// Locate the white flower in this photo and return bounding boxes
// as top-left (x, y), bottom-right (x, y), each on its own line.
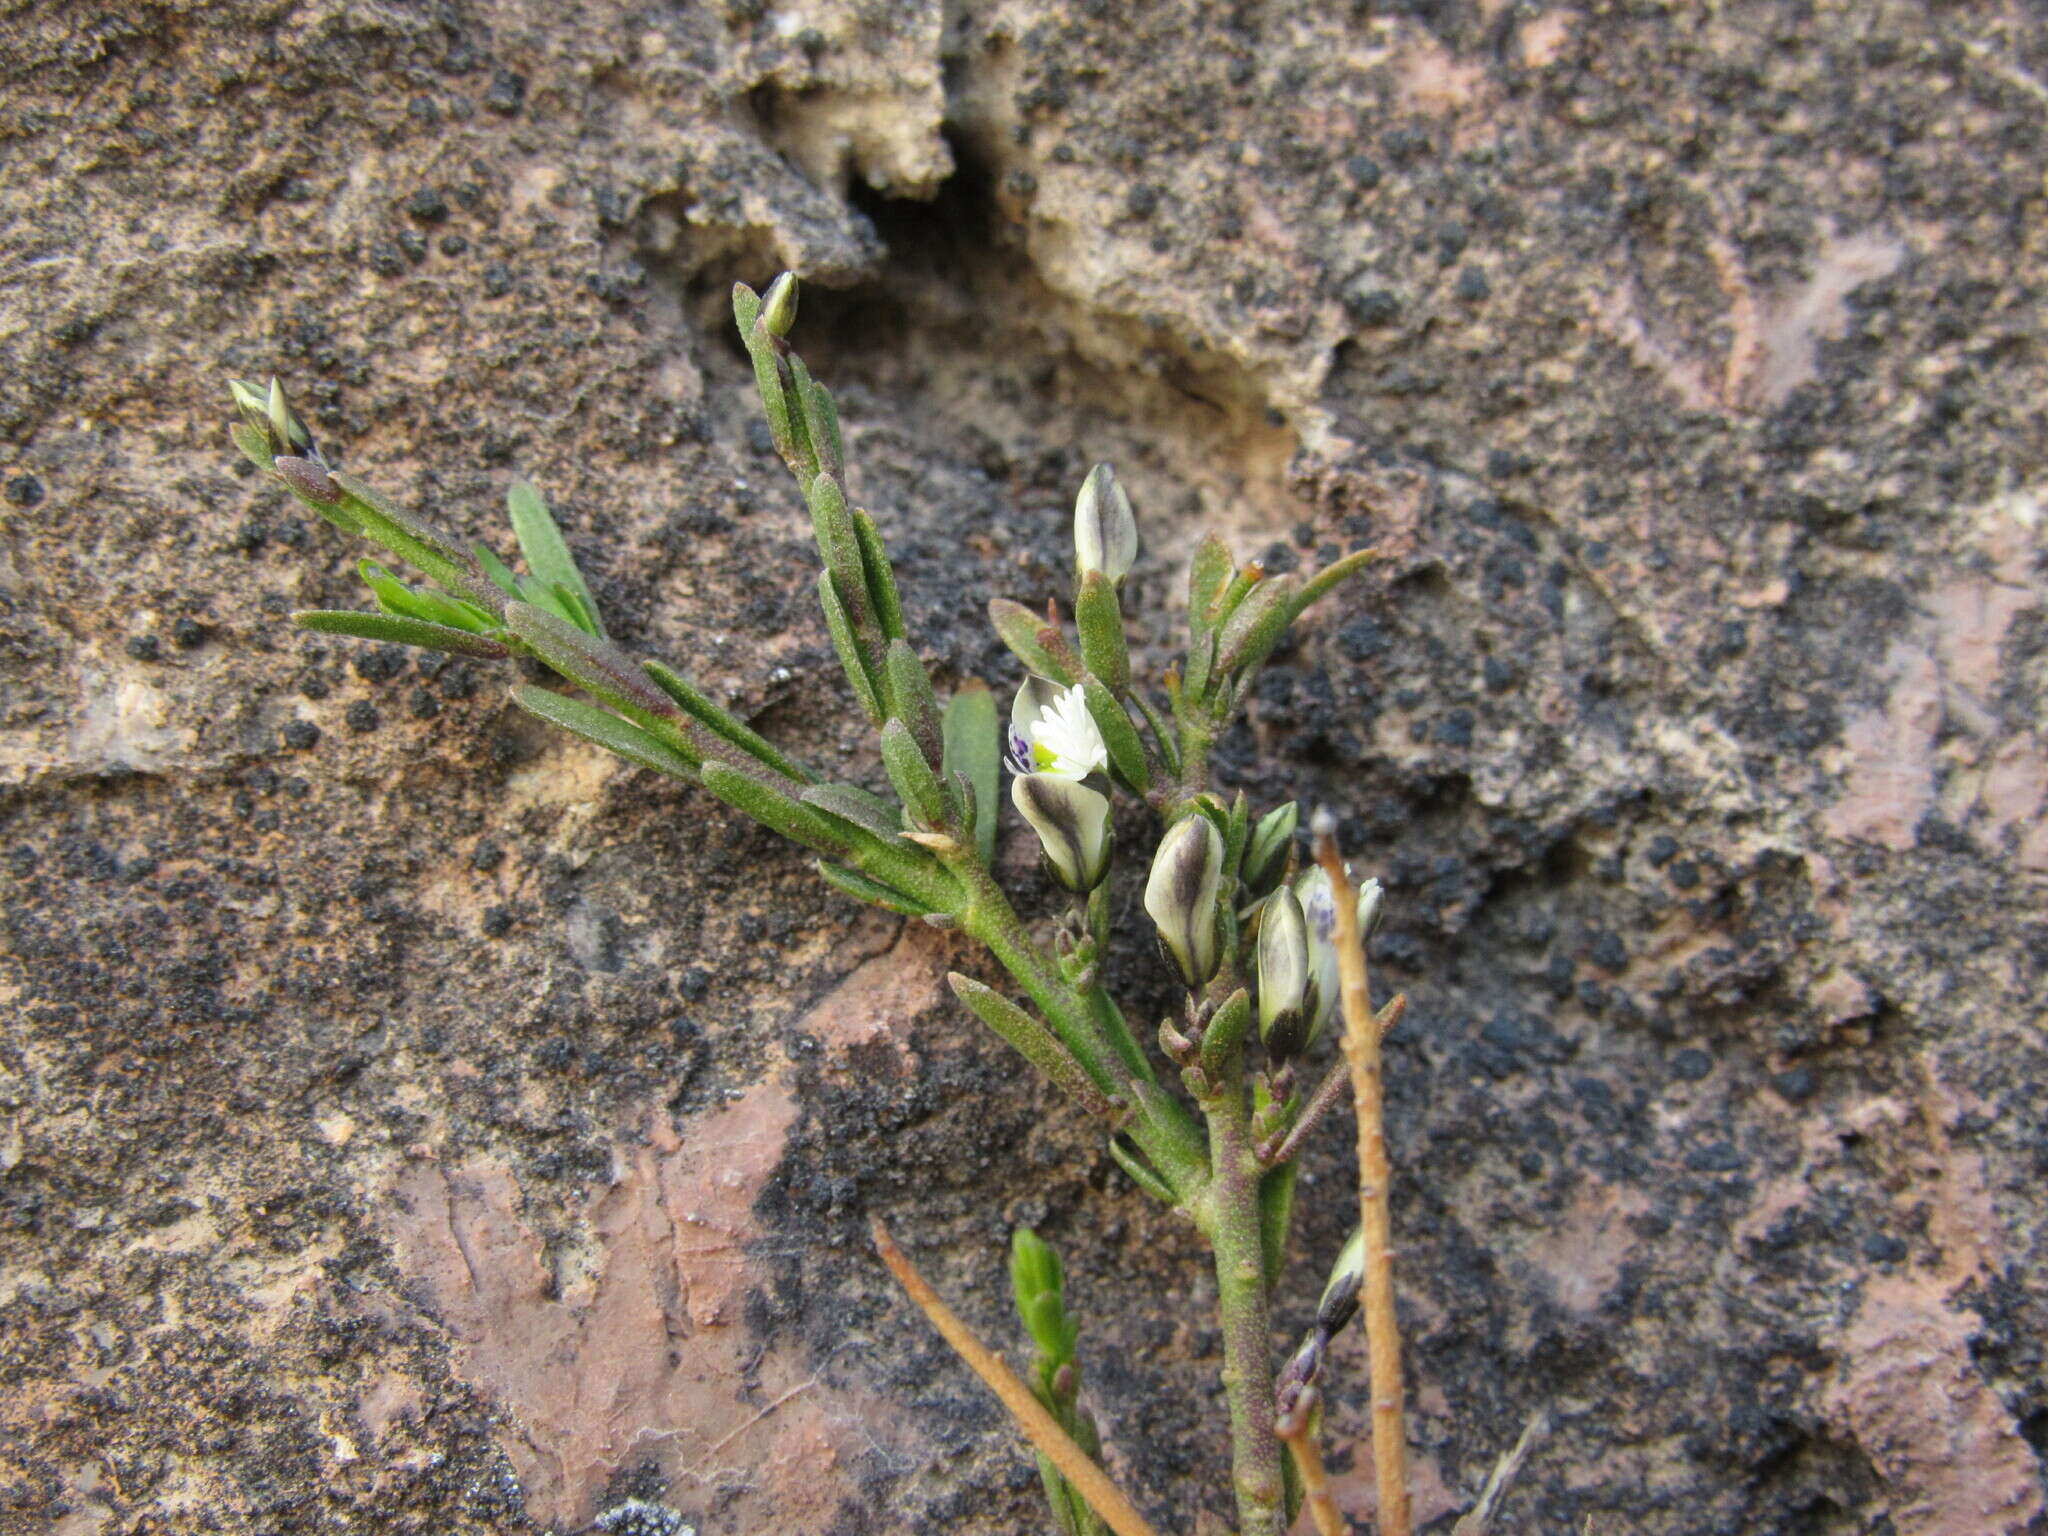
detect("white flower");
top-left (1008, 678), bottom-right (1109, 781)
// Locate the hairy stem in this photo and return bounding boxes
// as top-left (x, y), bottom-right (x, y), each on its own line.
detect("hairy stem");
top-left (1203, 1085), bottom-right (1287, 1536)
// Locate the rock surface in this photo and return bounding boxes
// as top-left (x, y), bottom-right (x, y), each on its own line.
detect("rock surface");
top-left (3, 2), bottom-right (2045, 1533)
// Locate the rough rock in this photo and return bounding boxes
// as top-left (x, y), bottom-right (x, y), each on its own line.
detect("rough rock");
top-left (3, 2), bottom-right (2044, 1533)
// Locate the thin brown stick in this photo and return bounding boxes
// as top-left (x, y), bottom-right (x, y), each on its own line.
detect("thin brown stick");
top-left (1258, 996), bottom-right (1406, 1166)
top-left (1313, 810), bottom-right (1411, 1536)
top-left (1280, 1403), bottom-right (1345, 1536)
top-left (870, 1218), bottom-right (1163, 1536)
top-left (1449, 1408), bottom-right (1550, 1536)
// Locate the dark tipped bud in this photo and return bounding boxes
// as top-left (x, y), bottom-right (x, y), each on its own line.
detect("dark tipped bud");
top-left (1144, 815), bottom-right (1224, 989)
top-left (1012, 773), bottom-right (1114, 893)
top-left (1256, 887), bottom-right (1313, 1061)
top-left (1316, 1226), bottom-right (1365, 1336)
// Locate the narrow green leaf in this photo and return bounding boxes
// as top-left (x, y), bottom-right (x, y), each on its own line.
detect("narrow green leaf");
top-left (771, 342), bottom-right (820, 487)
top-left (1073, 571), bottom-right (1130, 694)
top-left (736, 292), bottom-right (802, 477)
top-left (1125, 1078), bottom-right (1210, 1185)
top-left (1038, 1459), bottom-right (1091, 1536)
top-left (514, 572), bottom-right (580, 630)
top-left (554, 584), bottom-right (602, 638)
top-left (293, 609), bottom-right (510, 658)
top-left (1085, 978), bottom-right (1158, 1088)
top-left (1223, 789), bottom-right (1251, 883)
top-left (1259, 1160), bottom-right (1300, 1293)
top-left (1080, 678), bottom-right (1150, 797)
top-left (359, 560), bottom-right (437, 623)
top-left (819, 571), bottom-right (885, 724)
top-left (806, 474), bottom-right (870, 633)
top-left (802, 370), bottom-right (844, 483)
top-left (1183, 629), bottom-right (1218, 706)
top-left (1107, 1134), bottom-right (1179, 1205)
top-left (1215, 562), bottom-right (1262, 630)
top-left (360, 560), bottom-right (488, 632)
top-left (1286, 546), bottom-right (1379, 626)
top-left (989, 598), bottom-right (1075, 685)
top-left (947, 768), bottom-right (977, 854)
top-left (801, 782), bottom-right (903, 841)
top-left (329, 471), bottom-right (498, 612)
top-left (1187, 533), bottom-right (1233, 639)
top-left (511, 684), bottom-right (698, 781)
top-left (732, 280), bottom-right (762, 334)
top-left (853, 509), bottom-right (907, 643)
top-left (230, 422), bottom-right (277, 474)
top-left (815, 860), bottom-right (936, 917)
top-left (1216, 572), bottom-right (1301, 677)
top-left (949, 973), bottom-right (1118, 1118)
top-left (880, 718), bottom-right (948, 830)
top-left (507, 480), bottom-right (605, 638)
top-left (700, 759), bottom-right (850, 859)
top-left (1127, 688), bottom-right (1182, 778)
top-left (788, 354), bottom-right (842, 482)
top-left (942, 679), bottom-right (1000, 866)
top-left (474, 542), bottom-right (523, 597)
top-left (884, 639), bottom-right (943, 767)
top-left (642, 660), bottom-right (817, 784)
top-left (1198, 988), bottom-right (1253, 1078)
top-left (501, 601), bottom-right (676, 722)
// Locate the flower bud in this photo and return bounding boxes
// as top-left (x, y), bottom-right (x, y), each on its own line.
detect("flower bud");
top-left (1292, 867), bottom-right (1388, 1052)
top-left (1012, 773), bottom-right (1113, 893)
top-left (1145, 815), bottom-right (1224, 989)
top-left (1073, 463), bottom-right (1138, 587)
top-left (1242, 801), bottom-right (1298, 897)
top-left (1293, 866), bottom-right (1342, 1050)
top-left (1357, 876), bottom-right (1385, 941)
top-left (230, 376), bottom-right (318, 460)
top-left (760, 271), bottom-right (799, 336)
top-left (1256, 887), bottom-right (1313, 1061)
top-left (1316, 1226), bottom-right (1365, 1336)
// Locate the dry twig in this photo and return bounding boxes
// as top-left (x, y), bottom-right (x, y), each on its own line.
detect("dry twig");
top-left (1313, 809), bottom-right (1411, 1536)
top-left (1449, 1408), bottom-right (1551, 1536)
top-left (870, 1217), bottom-right (1162, 1536)
top-left (1278, 1390), bottom-right (1346, 1536)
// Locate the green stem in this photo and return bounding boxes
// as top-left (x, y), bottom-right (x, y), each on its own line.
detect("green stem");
top-left (955, 858), bottom-right (1207, 1197)
top-left (1203, 1083), bottom-right (1288, 1536)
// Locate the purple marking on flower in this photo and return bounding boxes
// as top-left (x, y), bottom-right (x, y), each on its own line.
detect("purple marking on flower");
top-left (1006, 726), bottom-right (1035, 777)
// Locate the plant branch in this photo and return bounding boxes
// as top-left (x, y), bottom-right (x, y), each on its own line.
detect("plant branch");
top-left (1203, 1082), bottom-right (1289, 1536)
top-left (1257, 995), bottom-right (1405, 1166)
top-left (1277, 1393), bottom-right (1344, 1536)
top-left (1313, 809), bottom-right (1411, 1536)
top-left (871, 1219), bottom-right (1161, 1536)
